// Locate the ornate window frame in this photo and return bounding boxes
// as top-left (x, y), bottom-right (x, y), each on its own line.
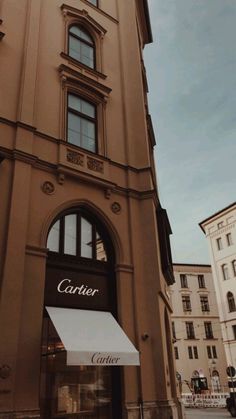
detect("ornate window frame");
top-left (59, 64), bottom-right (111, 155)
top-left (61, 4), bottom-right (106, 76)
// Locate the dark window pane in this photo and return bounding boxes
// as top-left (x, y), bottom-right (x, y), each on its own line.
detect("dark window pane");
top-left (64, 214), bottom-right (77, 255)
top-left (47, 220), bottom-right (60, 252)
top-left (212, 346), bottom-right (217, 359)
top-left (193, 346), bottom-right (198, 359)
top-left (174, 347), bottom-right (179, 359)
top-left (81, 217), bottom-right (93, 258)
top-left (69, 26), bottom-right (93, 43)
top-left (188, 347), bottom-right (193, 359)
top-left (68, 95), bottom-right (95, 118)
top-left (207, 346), bottom-right (212, 359)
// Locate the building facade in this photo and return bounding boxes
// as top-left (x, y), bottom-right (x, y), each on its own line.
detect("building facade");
top-left (0, 1), bottom-right (183, 419)
top-left (200, 203), bottom-right (236, 372)
top-left (171, 264), bottom-right (228, 393)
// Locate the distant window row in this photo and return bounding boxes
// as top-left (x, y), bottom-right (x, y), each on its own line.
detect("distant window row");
top-left (182, 295), bottom-right (210, 313)
top-left (174, 345), bottom-right (217, 360)
top-left (180, 274), bottom-right (206, 289)
top-left (172, 321), bottom-right (215, 340)
top-left (216, 232), bottom-right (233, 250)
top-left (221, 261), bottom-right (236, 280)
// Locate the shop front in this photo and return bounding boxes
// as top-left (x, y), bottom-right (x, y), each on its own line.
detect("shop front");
top-left (40, 208), bottom-right (139, 419)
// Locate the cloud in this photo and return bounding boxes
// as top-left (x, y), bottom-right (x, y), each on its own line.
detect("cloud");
top-left (145, 0), bottom-right (236, 263)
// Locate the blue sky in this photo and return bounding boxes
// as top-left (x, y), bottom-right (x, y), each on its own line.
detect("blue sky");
top-left (144, 0), bottom-right (236, 264)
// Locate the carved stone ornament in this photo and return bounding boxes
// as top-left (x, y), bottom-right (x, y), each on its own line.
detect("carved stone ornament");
top-left (111, 202), bottom-right (121, 214)
top-left (67, 150), bottom-right (84, 166)
top-left (41, 181), bottom-right (55, 195)
top-left (0, 365), bottom-right (11, 379)
top-left (87, 157), bottom-right (104, 173)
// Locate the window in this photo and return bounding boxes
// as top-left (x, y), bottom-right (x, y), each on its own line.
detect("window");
top-left (217, 222), bottom-right (223, 229)
top-left (182, 295), bottom-right (192, 312)
top-left (227, 292), bottom-right (236, 312)
top-left (193, 346), bottom-right (198, 359)
top-left (212, 346), bottom-right (217, 359)
top-left (47, 210), bottom-right (108, 262)
top-left (68, 25), bottom-right (95, 68)
top-left (87, 0), bottom-right (98, 5)
top-left (188, 346), bottom-right (193, 359)
top-left (207, 345), bottom-right (217, 359)
top-left (216, 237), bottom-right (223, 250)
top-left (186, 322), bottom-right (195, 339)
top-left (226, 233), bottom-right (233, 246)
top-left (204, 322), bottom-right (214, 339)
top-left (67, 93), bottom-right (96, 152)
top-left (232, 325), bottom-right (236, 340)
top-left (172, 322), bottom-right (176, 340)
top-left (174, 347), bottom-right (179, 359)
top-left (198, 274), bottom-right (205, 288)
top-left (232, 260), bottom-right (236, 277)
top-left (222, 264), bottom-right (229, 281)
top-left (200, 296), bottom-right (210, 312)
top-left (188, 346), bottom-right (198, 359)
top-left (180, 274), bottom-right (188, 288)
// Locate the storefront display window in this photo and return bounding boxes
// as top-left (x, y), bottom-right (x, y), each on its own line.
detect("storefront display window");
top-left (41, 317), bottom-right (113, 419)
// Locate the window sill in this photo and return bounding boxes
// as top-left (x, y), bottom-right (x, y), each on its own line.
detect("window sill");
top-left (61, 52), bottom-right (107, 80)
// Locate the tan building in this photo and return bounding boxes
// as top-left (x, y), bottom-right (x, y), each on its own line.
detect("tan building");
top-left (0, 1), bottom-right (183, 419)
top-left (200, 203), bottom-right (236, 371)
top-left (171, 264), bottom-right (228, 393)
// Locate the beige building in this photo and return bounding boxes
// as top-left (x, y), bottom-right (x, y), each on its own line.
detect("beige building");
top-left (171, 264), bottom-right (228, 393)
top-left (0, 1), bottom-right (183, 419)
top-left (200, 203), bottom-right (236, 370)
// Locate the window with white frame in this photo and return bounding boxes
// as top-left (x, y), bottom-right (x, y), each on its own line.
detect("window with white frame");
top-left (198, 274), bottom-right (206, 288)
top-left (216, 237), bottom-right (223, 250)
top-left (207, 345), bottom-right (217, 359)
top-left (226, 232), bottom-right (233, 246)
top-left (227, 292), bottom-right (236, 312)
top-left (232, 260), bottom-right (236, 277)
top-left (182, 295), bottom-right (192, 312)
top-left (222, 264), bottom-right (229, 281)
top-left (200, 295), bottom-right (210, 312)
top-left (180, 274), bottom-right (188, 288)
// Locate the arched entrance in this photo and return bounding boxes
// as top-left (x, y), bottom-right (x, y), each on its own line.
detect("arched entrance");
top-left (40, 207), bottom-right (124, 419)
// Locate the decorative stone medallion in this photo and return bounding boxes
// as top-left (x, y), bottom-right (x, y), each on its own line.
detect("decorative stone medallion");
top-left (41, 181), bottom-right (55, 195)
top-left (111, 202), bottom-right (121, 214)
top-left (0, 365), bottom-right (11, 379)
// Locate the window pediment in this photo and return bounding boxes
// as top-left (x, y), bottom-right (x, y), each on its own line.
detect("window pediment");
top-left (61, 4), bottom-right (107, 37)
top-left (59, 64), bottom-right (111, 103)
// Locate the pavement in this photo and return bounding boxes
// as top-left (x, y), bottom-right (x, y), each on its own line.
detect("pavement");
top-left (185, 408), bottom-right (230, 418)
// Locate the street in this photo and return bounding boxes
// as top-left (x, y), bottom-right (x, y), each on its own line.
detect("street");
top-left (185, 408), bottom-right (230, 419)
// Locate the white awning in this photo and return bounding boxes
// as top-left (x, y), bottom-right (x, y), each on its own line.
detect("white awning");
top-left (46, 306), bottom-right (140, 366)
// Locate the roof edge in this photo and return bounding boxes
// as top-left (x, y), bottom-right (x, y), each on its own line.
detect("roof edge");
top-left (199, 201), bottom-right (236, 233)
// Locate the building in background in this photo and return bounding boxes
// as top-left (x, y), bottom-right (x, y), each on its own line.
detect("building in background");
top-left (171, 263), bottom-right (228, 393)
top-left (0, 1), bottom-right (183, 418)
top-left (200, 203), bottom-right (236, 372)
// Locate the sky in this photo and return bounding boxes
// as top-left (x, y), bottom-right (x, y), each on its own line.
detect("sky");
top-left (144, 0), bottom-right (236, 264)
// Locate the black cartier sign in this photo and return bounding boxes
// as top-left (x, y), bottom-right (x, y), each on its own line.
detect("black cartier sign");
top-left (45, 267), bottom-right (110, 310)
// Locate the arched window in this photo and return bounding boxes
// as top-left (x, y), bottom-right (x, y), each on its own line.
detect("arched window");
top-left (232, 260), bottom-right (236, 277)
top-left (222, 264), bottom-right (229, 280)
top-left (227, 292), bottom-right (236, 312)
top-left (68, 25), bottom-right (95, 69)
top-left (47, 210), bottom-right (109, 262)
